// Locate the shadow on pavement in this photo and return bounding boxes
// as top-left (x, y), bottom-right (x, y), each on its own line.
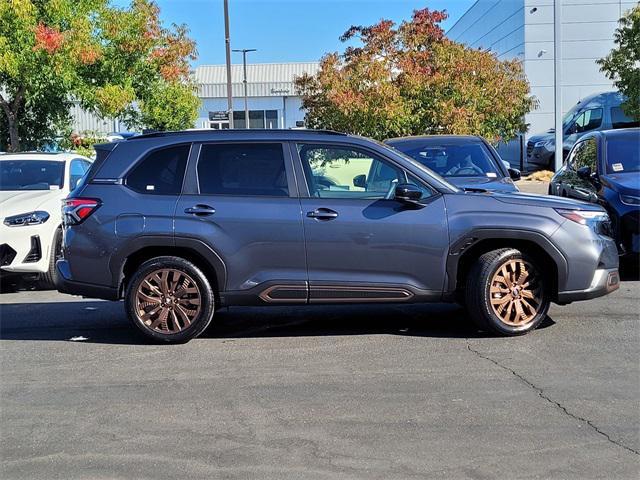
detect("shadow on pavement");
top-left (619, 257), bottom-right (639, 281)
top-left (0, 300), bottom-right (556, 345)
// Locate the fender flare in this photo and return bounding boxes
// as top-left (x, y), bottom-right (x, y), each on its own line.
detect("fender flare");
top-left (110, 235), bottom-right (227, 293)
top-left (445, 228), bottom-right (568, 293)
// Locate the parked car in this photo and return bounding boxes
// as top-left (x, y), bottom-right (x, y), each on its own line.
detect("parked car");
top-left (549, 128), bottom-right (639, 257)
top-left (527, 91), bottom-right (639, 171)
top-left (57, 129), bottom-right (619, 342)
top-left (0, 152), bottom-right (93, 288)
top-left (385, 135), bottom-right (521, 193)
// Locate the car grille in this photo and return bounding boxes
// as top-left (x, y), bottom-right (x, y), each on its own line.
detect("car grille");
top-left (526, 141), bottom-right (534, 157)
top-left (0, 244), bottom-right (17, 267)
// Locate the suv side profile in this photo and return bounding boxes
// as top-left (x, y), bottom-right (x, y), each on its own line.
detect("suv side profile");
top-left (57, 130), bottom-right (620, 343)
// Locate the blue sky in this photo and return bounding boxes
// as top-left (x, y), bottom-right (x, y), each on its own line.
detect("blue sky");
top-left (121, 0), bottom-right (476, 66)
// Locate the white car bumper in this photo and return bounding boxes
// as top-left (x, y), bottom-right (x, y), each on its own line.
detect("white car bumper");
top-left (0, 221), bottom-right (58, 274)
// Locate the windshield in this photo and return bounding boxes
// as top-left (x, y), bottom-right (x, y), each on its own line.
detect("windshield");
top-left (375, 141), bottom-right (459, 192)
top-left (606, 139), bottom-right (640, 174)
top-left (0, 160), bottom-right (65, 191)
top-left (389, 141), bottom-right (500, 178)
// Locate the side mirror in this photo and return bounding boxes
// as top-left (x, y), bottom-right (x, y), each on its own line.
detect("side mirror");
top-left (508, 168), bottom-right (521, 181)
top-left (353, 174), bottom-right (366, 189)
top-left (394, 183), bottom-right (423, 204)
top-left (577, 166), bottom-right (591, 180)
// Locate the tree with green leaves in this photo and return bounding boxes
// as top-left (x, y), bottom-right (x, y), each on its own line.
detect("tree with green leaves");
top-left (295, 8), bottom-right (535, 142)
top-left (0, 0), bottom-right (199, 152)
top-left (597, 5), bottom-right (640, 120)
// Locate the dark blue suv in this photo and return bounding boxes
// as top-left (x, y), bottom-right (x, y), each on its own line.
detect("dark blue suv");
top-left (57, 130), bottom-right (620, 342)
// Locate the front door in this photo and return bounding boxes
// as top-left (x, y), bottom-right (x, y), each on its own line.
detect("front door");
top-left (294, 142), bottom-right (449, 303)
top-left (175, 142), bottom-right (307, 303)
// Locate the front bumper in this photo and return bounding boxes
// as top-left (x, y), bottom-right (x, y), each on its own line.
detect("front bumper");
top-left (557, 268), bottom-right (619, 303)
top-left (0, 222), bottom-right (55, 274)
top-left (526, 144), bottom-right (554, 171)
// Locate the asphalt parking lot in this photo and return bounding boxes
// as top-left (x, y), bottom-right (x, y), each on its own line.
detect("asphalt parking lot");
top-left (1, 264), bottom-right (639, 479)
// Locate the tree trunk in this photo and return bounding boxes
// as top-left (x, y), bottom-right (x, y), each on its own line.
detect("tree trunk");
top-left (6, 113), bottom-right (20, 152)
top-left (1, 88), bottom-right (24, 152)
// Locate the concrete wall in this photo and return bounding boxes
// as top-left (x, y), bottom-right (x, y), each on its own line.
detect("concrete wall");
top-left (448, 0), bottom-right (632, 138)
top-left (523, 0), bottom-right (635, 136)
top-left (447, 0), bottom-right (525, 60)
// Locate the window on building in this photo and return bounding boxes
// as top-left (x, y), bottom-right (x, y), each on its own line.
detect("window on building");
top-left (249, 110), bottom-right (264, 129)
top-left (126, 145), bottom-right (190, 195)
top-left (610, 106), bottom-right (639, 129)
top-left (265, 110), bottom-right (278, 129)
top-left (197, 143), bottom-right (289, 196)
top-left (233, 111), bottom-right (246, 129)
top-left (230, 110), bottom-right (279, 129)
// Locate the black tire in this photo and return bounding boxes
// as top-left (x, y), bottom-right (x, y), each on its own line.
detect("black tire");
top-left (38, 228), bottom-right (62, 290)
top-left (125, 256), bottom-right (216, 343)
top-left (464, 248), bottom-right (550, 336)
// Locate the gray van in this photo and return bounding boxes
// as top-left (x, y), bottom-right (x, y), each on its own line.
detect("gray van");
top-left (526, 92), bottom-right (638, 171)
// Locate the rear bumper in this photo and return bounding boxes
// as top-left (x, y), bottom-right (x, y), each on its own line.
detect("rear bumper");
top-left (557, 268), bottom-right (620, 303)
top-left (56, 259), bottom-right (119, 300)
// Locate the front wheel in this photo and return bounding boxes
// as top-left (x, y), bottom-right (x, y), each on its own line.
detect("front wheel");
top-left (125, 256), bottom-right (216, 343)
top-left (464, 248), bottom-right (550, 336)
top-left (38, 228), bottom-right (62, 290)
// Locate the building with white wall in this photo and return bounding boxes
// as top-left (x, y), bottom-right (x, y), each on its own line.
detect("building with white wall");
top-left (70, 62), bottom-right (320, 134)
top-left (194, 62), bottom-right (319, 130)
top-left (447, 0), bottom-right (635, 138)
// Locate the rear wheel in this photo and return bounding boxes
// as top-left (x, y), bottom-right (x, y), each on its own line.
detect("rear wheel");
top-left (465, 248), bottom-right (550, 336)
top-left (125, 256), bottom-right (215, 343)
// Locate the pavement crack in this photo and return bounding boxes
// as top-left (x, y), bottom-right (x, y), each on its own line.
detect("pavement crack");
top-left (466, 341), bottom-right (639, 457)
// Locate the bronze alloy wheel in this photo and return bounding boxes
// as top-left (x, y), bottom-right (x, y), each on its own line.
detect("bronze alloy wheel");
top-left (134, 268), bottom-right (202, 334)
top-left (489, 259), bottom-right (543, 327)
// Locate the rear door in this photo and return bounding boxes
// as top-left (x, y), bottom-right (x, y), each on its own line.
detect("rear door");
top-left (292, 142), bottom-right (449, 303)
top-left (174, 142), bottom-right (307, 303)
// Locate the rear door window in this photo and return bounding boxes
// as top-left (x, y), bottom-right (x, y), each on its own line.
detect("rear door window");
top-left (196, 143), bottom-right (289, 196)
top-left (610, 107), bottom-right (640, 129)
top-left (126, 145), bottom-right (190, 195)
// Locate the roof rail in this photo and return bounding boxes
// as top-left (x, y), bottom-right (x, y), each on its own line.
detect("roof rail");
top-left (127, 128), bottom-right (348, 140)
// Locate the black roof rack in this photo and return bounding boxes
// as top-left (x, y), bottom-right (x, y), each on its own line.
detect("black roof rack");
top-left (127, 128), bottom-right (348, 140)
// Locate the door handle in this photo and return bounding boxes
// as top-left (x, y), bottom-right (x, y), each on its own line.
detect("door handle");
top-left (307, 208), bottom-right (338, 220)
top-left (185, 204), bottom-right (216, 216)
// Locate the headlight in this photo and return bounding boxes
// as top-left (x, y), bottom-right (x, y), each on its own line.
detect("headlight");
top-left (534, 140), bottom-right (552, 148)
top-left (3, 211), bottom-right (50, 227)
top-left (620, 194), bottom-right (640, 206)
top-left (555, 208), bottom-right (612, 236)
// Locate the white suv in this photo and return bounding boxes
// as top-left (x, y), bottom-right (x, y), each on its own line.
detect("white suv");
top-left (0, 153), bottom-right (92, 288)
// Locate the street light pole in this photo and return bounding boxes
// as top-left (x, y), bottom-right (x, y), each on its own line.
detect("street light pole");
top-left (223, 0), bottom-right (234, 128)
top-left (233, 48), bottom-right (256, 128)
top-left (553, 0), bottom-right (562, 171)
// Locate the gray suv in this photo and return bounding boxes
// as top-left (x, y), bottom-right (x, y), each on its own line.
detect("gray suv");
top-left (57, 130), bottom-right (620, 342)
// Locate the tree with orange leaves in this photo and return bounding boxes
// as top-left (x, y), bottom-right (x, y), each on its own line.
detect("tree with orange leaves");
top-left (0, 0), bottom-right (198, 151)
top-left (295, 8), bottom-right (535, 142)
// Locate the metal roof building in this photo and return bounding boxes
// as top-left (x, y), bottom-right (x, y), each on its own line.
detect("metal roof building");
top-left (194, 62), bottom-right (320, 129)
top-left (69, 62), bottom-right (320, 134)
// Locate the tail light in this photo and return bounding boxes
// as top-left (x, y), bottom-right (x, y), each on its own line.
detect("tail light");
top-left (63, 198), bottom-right (101, 225)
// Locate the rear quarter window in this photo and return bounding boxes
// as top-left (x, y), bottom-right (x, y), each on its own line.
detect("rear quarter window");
top-left (126, 144), bottom-right (190, 195)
